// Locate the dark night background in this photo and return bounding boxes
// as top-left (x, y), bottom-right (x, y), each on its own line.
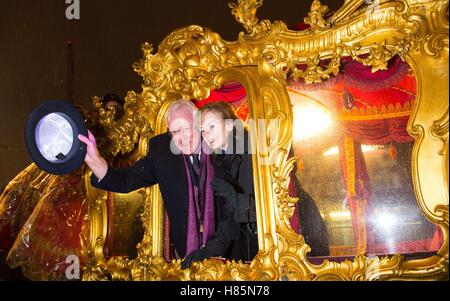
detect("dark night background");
top-left (0, 0), bottom-right (343, 189)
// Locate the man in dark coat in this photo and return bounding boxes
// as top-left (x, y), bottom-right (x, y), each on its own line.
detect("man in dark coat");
top-left (79, 99), bottom-right (210, 259)
top-left (79, 99), bottom-right (253, 264)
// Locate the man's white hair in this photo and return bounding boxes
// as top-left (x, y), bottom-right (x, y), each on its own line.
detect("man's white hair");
top-left (165, 98), bottom-right (198, 126)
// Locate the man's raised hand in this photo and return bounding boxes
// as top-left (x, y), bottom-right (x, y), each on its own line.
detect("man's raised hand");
top-left (78, 130), bottom-right (108, 181)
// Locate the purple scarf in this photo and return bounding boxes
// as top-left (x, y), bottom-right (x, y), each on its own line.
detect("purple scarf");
top-left (184, 153), bottom-right (215, 255)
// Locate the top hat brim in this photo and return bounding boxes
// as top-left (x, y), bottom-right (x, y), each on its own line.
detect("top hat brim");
top-left (24, 100), bottom-right (88, 175)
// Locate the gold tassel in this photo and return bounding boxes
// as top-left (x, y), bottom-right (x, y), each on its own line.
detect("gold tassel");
top-left (388, 143), bottom-right (397, 160)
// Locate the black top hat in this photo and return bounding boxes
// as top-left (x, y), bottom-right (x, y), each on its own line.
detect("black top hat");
top-left (24, 100), bottom-right (88, 175)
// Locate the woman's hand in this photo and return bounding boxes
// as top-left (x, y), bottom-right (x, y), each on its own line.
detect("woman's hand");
top-left (181, 236), bottom-right (227, 269)
top-left (181, 248), bottom-right (207, 269)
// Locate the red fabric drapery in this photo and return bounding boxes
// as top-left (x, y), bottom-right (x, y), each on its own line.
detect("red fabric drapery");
top-left (194, 82), bottom-right (250, 121)
top-left (338, 120), bottom-right (441, 254)
top-left (195, 82), bottom-right (246, 108)
top-left (187, 55), bottom-right (441, 256)
top-left (340, 56), bottom-right (410, 92)
top-left (289, 56), bottom-right (414, 95)
top-left (338, 136), bottom-right (375, 254)
top-left (344, 117), bottom-right (414, 145)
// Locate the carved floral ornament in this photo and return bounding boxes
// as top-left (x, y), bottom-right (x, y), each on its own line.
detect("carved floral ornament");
top-left (83, 0), bottom-right (449, 281)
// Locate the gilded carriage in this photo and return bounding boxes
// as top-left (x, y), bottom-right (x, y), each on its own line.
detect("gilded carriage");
top-left (2, 0), bottom-right (448, 281)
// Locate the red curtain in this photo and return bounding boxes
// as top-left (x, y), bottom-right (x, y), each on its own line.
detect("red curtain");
top-left (338, 116), bottom-right (442, 254)
top-left (192, 57), bottom-right (441, 255)
top-left (338, 136), bottom-right (374, 254)
top-left (195, 82), bottom-right (246, 107)
top-left (344, 117), bottom-right (414, 145)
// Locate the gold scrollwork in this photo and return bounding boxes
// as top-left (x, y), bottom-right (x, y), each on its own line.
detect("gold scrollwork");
top-left (83, 0), bottom-right (449, 281)
top-left (228, 0), bottom-right (272, 39)
top-left (304, 0), bottom-right (331, 32)
top-left (421, 0), bottom-right (449, 58)
top-left (290, 54), bottom-right (341, 83)
top-left (430, 108), bottom-right (449, 156)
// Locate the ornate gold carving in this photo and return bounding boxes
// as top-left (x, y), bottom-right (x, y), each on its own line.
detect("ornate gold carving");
top-left (420, 0), bottom-right (449, 58)
top-left (86, 93), bottom-right (153, 159)
top-left (352, 40), bottom-right (397, 72)
top-left (329, 0), bottom-right (366, 25)
top-left (290, 53), bottom-right (341, 84)
top-left (431, 108), bottom-right (449, 156)
top-left (105, 257), bottom-right (132, 281)
top-left (228, 0), bottom-right (272, 39)
top-left (82, 236), bottom-right (109, 281)
top-left (304, 0), bottom-right (331, 32)
top-left (82, 0), bottom-right (448, 281)
top-left (340, 38), bottom-right (412, 72)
